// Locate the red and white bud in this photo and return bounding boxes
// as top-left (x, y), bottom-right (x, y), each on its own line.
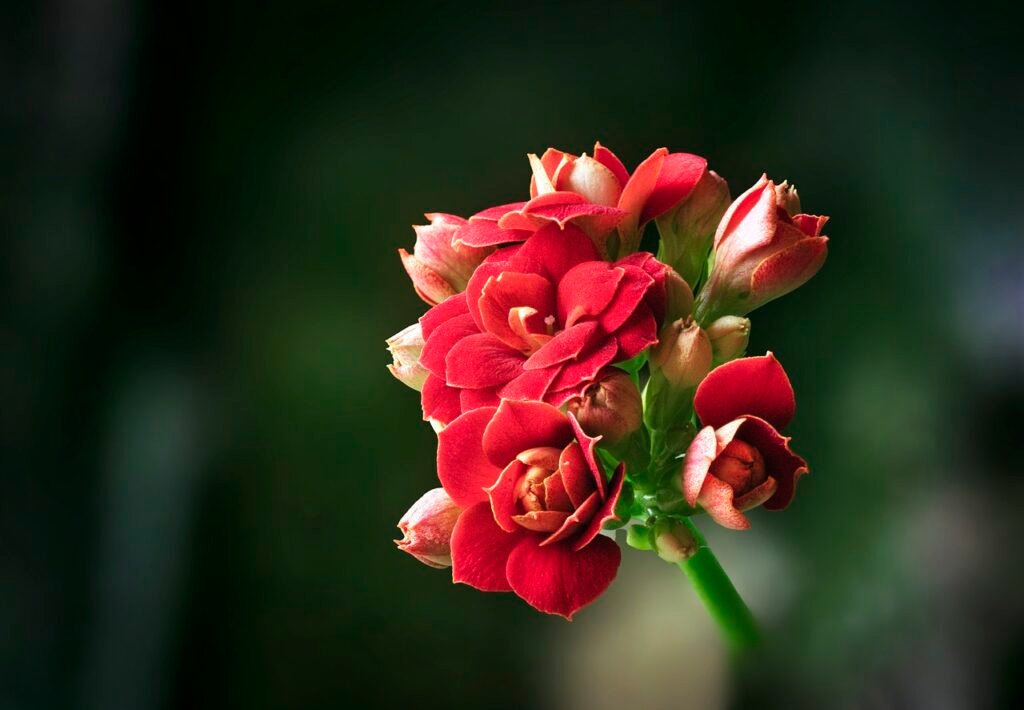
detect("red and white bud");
top-left (399, 213), bottom-right (494, 305)
top-left (386, 323), bottom-right (428, 391)
top-left (396, 488), bottom-right (462, 569)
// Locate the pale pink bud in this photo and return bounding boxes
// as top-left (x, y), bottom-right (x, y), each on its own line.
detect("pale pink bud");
top-left (386, 323), bottom-right (428, 391)
top-left (696, 175), bottom-right (828, 321)
top-left (664, 266), bottom-right (695, 324)
top-left (395, 488), bottom-right (462, 569)
top-left (705, 316), bottom-right (750, 363)
top-left (399, 213), bottom-right (494, 305)
top-left (565, 370), bottom-right (642, 444)
top-left (651, 519), bottom-right (699, 563)
top-left (650, 318), bottom-right (713, 389)
top-left (556, 153), bottom-right (623, 207)
top-left (655, 170), bottom-right (730, 286)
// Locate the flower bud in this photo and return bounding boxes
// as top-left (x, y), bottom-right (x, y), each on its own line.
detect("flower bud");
top-left (566, 370), bottom-right (642, 445)
top-left (651, 519), bottom-right (699, 563)
top-left (774, 180), bottom-right (801, 215)
top-left (395, 488), bottom-right (462, 569)
top-left (399, 213), bottom-right (494, 305)
top-left (650, 318), bottom-right (713, 389)
top-left (386, 323), bottom-right (428, 391)
top-left (655, 170), bottom-right (730, 286)
top-left (663, 266), bottom-right (695, 324)
top-left (705, 316), bottom-right (750, 363)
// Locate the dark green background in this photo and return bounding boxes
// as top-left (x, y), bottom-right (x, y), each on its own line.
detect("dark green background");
top-left (3, 2), bottom-right (1022, 708)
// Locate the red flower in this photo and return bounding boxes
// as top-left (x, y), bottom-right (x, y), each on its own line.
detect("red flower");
top-left (682, 354), bottom-right (808, 530)
top-left (696, 175), bottom-right (829, 320)
top-left (417, 224), bottom-right (668, 428)
top-left (454, 143), bottom-right (708, 259)
top-left (437, 400), bottom-right (625, 618)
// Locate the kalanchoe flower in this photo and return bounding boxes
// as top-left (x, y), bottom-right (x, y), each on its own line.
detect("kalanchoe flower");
top-left (399, 213), bottom-right (495, 305)
top-left (417, 225), bottom-right (668, 428)
top-left (705, 316), bottom-right (751, 364)
top-left (437, 400), bottom-right (625, 618)
top-left (396, 488), bottom-right (463, 568)
top-left (566, 369), bottom-right (642, 445)
top-left (655, 169), bottom-right (731, 286)
top-left (455, 143), bottom-right (709, 260)
top-left (682, 353), bottom-right (808, 530)
top-left (695, 175), bottom-right (829, 322)
top-left (386, 323), bottom-right (429, 391)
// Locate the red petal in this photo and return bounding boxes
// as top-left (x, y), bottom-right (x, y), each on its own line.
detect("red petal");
top-left (568, 414), bottom-right (606, 493)
top-left (542, 491), bottom-right (601, 546)
top-left (573, 463), bottom-right (625, 551)
top-left (714, 175), bottom-right (774, 251)
top-left (460, 386), bottom-right (500, 411)
top-left (455, 220), bottom-right (531, 248)
top-left (612, 308), bottom-right (659, 359)
top-left (486, 460), bottom-right (526, 532)
top-left (557, 262), bottom-right (624, 328)
top-left (478, 271), bottom-right (556, 350)
top-left (450, 501), bottom-right (523, 592)
top-left (419, 292), bottom-right (468, 339)
top-left (544, 471), bottom-right (574, 512)
top-left (512, 510), bottom-right (571, 532)
top-left (792, 213), bottom-right (829, 236)
top-left (558, 441), bottom-right (597, 507)
top-left (499, 365), bottom-right (561, 402)
top-left (750, 237), bottom-right (829, 305)
top-left (640, 152), bottom-right (708, 224)
top-left (524, 201), bottom-right (627, 234)
top-left (599, 264), bottom-right (655, 333)
top-left (736, 416), bottom-right (808, 511)
top-left (498, 191), bottom-right (587, 231)
top-left (682, 425), bottom-right (719, 507)
top-left (482, 400), bottom-right (574, 467)
top-left (616, 148), bottom-right (666, 254)
top-left (444, 333), bottom-right (526, 389)
top-left (465, 259), bottom-right (510, 332)
top-left (437, 407), bottom-right (501, 507)
top-left (420, 312), bottom-right (478, 377)
top-left (593, 141), bottom-right (630, 188)
top-left (524, 321), bottom-right (600, 370)
top-left (505, 534), bottom-right (621, 619)
top-left (693, 353), bottom-right (796, 430)
top-left (421, 374), bottom-right (462, 426)
top-left (471, 202), bottom-right (527, 222)
top-left (506, 223), bottom-right (599, 283)
top-left (548, 339), bottom-right (618, 392)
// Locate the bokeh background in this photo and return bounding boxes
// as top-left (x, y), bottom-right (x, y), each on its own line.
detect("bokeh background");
top-left (3, 1), bottom-right (1022, 708)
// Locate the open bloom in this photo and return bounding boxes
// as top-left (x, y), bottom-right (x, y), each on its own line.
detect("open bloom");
top-left (437, 400), bottom-right (624, 618)
top-left (399, 213), bottom-right (495, 305)
top-left (417, 224), bottom-right (668, 428)
top-left (682, 353), bottom-right (808, 530)
top-left (453, 143), bottom-right (709, 259)
top-left (696, 175), bottom-right (828, 321)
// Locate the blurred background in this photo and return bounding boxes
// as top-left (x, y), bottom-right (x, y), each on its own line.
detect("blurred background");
top-left (2, 1), bottom-right (1022, 708)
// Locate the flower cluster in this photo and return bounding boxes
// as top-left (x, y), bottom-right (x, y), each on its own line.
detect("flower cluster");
top-left (390, 143), bottom-right (829, 619)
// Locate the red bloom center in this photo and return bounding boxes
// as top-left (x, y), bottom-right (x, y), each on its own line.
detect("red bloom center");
top-left (709, 439), bottom-right (767, 495)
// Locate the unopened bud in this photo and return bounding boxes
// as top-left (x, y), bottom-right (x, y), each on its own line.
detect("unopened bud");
top-left (655, 170), bottom-right (731, 286)
top-left (652, 519), bottom-right (699, 563)
top-left (566, 370), bottom-right (642, 445)
top-left (774, 180), bottom-right (801, 216)
top-left (650, 318), bottom-right (713, 389)
top-left (395, 488), bottom-right (462, 568)
top-left (705, 316), bottom-right (750, 363)
top-left (664, 267), bottom-right (695, 324)
top-left (386, 323), bottom-right (428, 391)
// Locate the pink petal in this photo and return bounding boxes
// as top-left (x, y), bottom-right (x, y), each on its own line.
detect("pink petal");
top-left (682, 425), bottom-right (719, 507)
top-left (420, 313), bottom-right (478, 377)
top-left (450, 501), bottom-right (523, 592)
top-left (693, 353), bottom-right (796, 430)
top-left (792, 213), bottom-right (829, 236)
top-left (697, 476), bottom-right (751, 530)
top-left (593, 141), bottom-right (630, 188)
top-left (482, 400), bottom-right (574, 468)
top-left (749, 237), bottom-right (829, 305)
top-left (421, 374), bottom-right (462, 426)
top-left (713, 175), bottom-right (774, 251)
top-left (505, 534), bottom-right (621, 619)
top-left (640, 152), bottom-right (708, 224)
top-left (444, 333), bottom-right (526, 389)
top-left (506, 223), bottom-right (599, 283)
top-left (572, 463), bottom-right (625, 551)
top-left (420, 292), bottom-right (468, 340)
top-left (734, 476), bottom-right (778, 511)
top-left (437, 407), bottom-right (501, 507)
top-left (399, 248), bottom-right (457, 305)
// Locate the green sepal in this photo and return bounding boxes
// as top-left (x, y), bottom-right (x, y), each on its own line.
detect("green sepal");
top-left (625, 523), bottom-right (653, 550)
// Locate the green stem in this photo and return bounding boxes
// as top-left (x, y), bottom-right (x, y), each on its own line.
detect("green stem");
top-left (678, 518), bottom-right (760, 655)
